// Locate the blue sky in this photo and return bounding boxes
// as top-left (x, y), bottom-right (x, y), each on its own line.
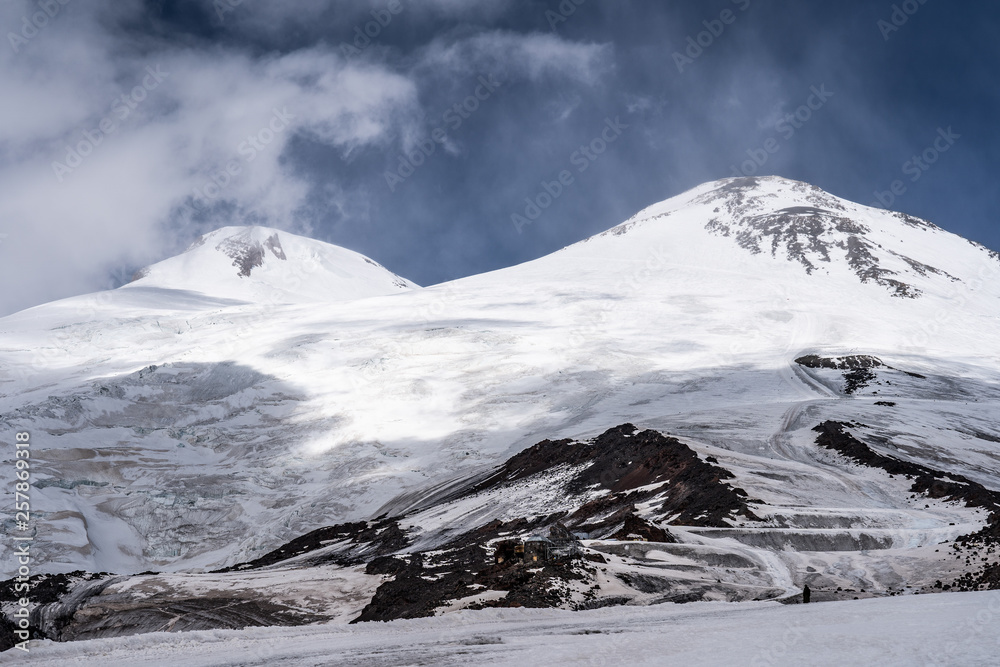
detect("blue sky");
top-left (1, 0), bottom-right (997, 314)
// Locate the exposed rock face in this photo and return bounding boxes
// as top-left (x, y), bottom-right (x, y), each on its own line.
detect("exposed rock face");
top-left (795, 354), bottom-right (885, 371)
top-left (0, 572), bottom-right (111, 643)
top-left (611, 514), bottom-right (675, 543)
top-left (0, 614), bottom-right (15, 652)
top-left (128, 266), bottom-right (150, 283)
top-left (698, 177), bottom-right (955, 297)
top-left (282, 425), bottom-right (760, 623)
top-left (813, 421), bottom-right (1000, 515)
top-left (263, 233), bottom-right (286, 260)
top-left (794, 354), bottom-right (926, 394)
top-left (216, 231), bottom-right (287, 278)
top-left (473, 423), bottom-right (759, 530)
top-left (216, 518), bottom-right (409, 572)
top-left (813, 421), bottom-right (1000, 591)
top-left (40, 589), bottom-right (323, 641)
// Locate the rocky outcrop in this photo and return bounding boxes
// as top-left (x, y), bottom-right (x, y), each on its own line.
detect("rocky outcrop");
top-left (474, 424), bottom-right (758, 530)
top-left (813, 421), bottom-right (1000, 591)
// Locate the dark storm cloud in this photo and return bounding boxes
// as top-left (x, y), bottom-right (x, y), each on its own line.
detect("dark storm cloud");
top-left (1, 0), bottom-right (996, 313)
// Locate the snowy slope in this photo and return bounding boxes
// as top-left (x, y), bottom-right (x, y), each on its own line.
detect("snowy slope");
top-left (8, 591), bottom-right (1000, 666)
top-left (1, 174), bottom-right (999, 595)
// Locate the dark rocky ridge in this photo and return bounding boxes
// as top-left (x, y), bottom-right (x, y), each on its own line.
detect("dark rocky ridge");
top-left (0, 571), bottom-right (108, 646)
top-left (813, 421), bottom-right (1000, 519)
top-left (352, 425), bottom-right (761, 622)
top-left (226, 425), bottom-right (758, 623)
top-left (813, 421), bottom-right (1000, 591)
top-left (0, 614), bottom-right (15, 653)
top-left (354, 519), bottom-right (583, 623)
top-left (473, 424), bottom-right (759, 529)
top-left (795, 354), bottom-right (926, 394)
top-left (794, 354), bottom-right (884, 371)
top-left (215, 518), bottom-right (408, 572)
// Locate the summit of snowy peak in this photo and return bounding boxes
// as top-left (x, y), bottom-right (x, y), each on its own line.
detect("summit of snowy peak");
top-left (197, 226), bottom-right (290, 278)
top-left (583, 175), bottom-right (995, 299)
top-left (124, 226), bottom-right (418, 304)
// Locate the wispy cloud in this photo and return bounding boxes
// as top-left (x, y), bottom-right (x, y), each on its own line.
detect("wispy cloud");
top-left (415, 30), bottom-right (613, 87)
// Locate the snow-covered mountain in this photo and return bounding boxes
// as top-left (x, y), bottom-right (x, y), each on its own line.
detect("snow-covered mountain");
top-left (127, 226), bottom-right (418, 303)
top-left (2, 176), bottom-right (999, 647)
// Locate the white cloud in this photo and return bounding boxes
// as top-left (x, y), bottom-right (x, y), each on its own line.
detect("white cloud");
top-left (0, 3), bottom-right (422, 316)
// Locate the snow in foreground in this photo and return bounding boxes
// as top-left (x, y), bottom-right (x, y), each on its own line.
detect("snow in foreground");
top-left (9, 592), bottom-right (999, 666)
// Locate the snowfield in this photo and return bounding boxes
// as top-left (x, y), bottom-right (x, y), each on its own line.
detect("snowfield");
top-left (7, 591), bottom-right (1000, 666)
